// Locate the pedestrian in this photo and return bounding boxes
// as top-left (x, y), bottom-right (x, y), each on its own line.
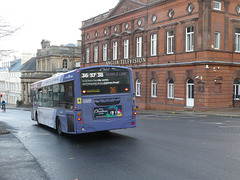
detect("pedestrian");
top-left (1, 100), bottom-right (6, 111)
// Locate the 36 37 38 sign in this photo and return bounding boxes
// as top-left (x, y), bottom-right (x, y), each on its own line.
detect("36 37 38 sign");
top-left (94, 106), bottom-right (122, 118)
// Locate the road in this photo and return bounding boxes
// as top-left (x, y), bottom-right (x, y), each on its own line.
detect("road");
top-left (1, 109), bottom-right (240, 180)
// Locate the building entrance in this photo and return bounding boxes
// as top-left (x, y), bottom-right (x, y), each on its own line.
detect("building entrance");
top-left (186, 79), bottom-right (194, 107)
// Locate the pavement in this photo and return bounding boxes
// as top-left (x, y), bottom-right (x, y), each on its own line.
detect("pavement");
top-left (0, 105), bottom-right (48, 180)
top-left (0, 104), bottom-right (240, 179)
top-left (138, 107), bottom-right (240, 118)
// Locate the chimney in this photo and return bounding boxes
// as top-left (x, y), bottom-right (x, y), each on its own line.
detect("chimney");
top-left (41, 39), bottom-right (51, 49)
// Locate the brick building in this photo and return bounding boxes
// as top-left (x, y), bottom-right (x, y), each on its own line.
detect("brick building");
top-left (81, 0), bottom-right (240, 111)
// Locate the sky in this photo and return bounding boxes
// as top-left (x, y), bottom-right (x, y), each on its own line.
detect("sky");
top-left (0, 0), bottom-right (119, 59)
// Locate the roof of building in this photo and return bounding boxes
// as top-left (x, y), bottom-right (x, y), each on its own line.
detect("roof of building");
top-left (0, 67), bottom-right (6, 71)
top-left (20, 57), bottom-right (36, 71)
top-left (61, 43), bottom-right (77, 47)
top-left (8, 59), bottom-right (21, 71)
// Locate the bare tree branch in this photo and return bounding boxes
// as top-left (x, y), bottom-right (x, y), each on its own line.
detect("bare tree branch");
top-left (0, 17), bottom-right (21, 60)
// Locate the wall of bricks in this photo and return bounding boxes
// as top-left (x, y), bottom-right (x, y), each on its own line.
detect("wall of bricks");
top-left (81, 0), bottom-right (240, 111)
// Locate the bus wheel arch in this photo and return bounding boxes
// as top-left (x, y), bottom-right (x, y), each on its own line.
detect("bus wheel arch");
top-left (56, 116), bottom-right (63, 136)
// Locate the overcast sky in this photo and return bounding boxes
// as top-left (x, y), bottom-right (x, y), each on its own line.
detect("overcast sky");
top-left (0, 0), bottom-right (119, 58)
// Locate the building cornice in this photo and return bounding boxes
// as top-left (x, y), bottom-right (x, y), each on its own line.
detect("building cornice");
top-left (132, 60), bottom-right (240, 69)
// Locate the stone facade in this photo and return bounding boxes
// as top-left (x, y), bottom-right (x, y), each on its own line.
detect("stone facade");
top-left (21, 71), bottom-right (53, 104)
top-left (81, 0), bottom-right (240, 111)
top-left (36, 40), bottom-right (81, 72)
top-left (21, 40), bottom-right (82, 105)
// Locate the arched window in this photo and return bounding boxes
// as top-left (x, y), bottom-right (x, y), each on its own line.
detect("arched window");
top-left (168, 79), bottom-right (174, 98)
top-left (151, 79), bottom-right (157, 97)
top-left (63, 59), bottom-right (68, 69)
top-left (136, 79), bottom-right (141, 96)
top-left (234, 79), bottom-right (240, 100)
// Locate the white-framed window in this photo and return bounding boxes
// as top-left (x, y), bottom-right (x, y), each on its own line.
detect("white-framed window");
top-left (136, 79), bottom-right (141, 96)
top-left (186, 26), bottom-right (194, 52)
top-left (167, 31), bottom-right (174, 54)
top-left (124, 39), bottom-right (129, 59)
top-left (168, 79), bottom-right (174, 99)
top-left (213, 1), bottom-right (221, 11)
top-left (214, 32), bottom-right (220, 50)
top-left (113, 41), bottom-right (118, 60)
top-left (136, 37), bottom-right (142, 57)
top-left (94, 46), bottom-right (98, 62)
top-left (63, 59), bottom-right (68, 69)
top-left (234, 79), bottom-right (240, 100)
top-left (86, 47), bottom-right (90, 63)
top-left (151, 34), bottom-right (157, 56)
top-left (151, 79), bottom-right (157, 97)
top-left (103, 44), bottom-right (107, 61)
top-left (235, 29), bottom-right (240, 52)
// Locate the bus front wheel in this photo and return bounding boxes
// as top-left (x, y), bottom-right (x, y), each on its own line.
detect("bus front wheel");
top-left (56, 118), bottom-right (63, 136)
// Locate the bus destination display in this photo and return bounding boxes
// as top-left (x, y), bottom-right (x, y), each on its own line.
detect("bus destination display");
top-left (80, 68), bottom-right (130, 95)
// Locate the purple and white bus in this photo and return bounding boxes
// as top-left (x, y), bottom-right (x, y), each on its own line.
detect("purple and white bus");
top-left (31, 66), bottom-right (136, 135)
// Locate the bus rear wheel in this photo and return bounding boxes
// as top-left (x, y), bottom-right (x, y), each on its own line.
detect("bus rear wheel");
top-left (56, 118), bottom-right (63, 136)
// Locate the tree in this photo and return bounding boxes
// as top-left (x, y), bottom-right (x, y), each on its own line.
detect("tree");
top-left (0, 17), bottom-right (21, 60)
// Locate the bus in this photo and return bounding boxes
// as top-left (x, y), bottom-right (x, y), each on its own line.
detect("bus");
top-left (30, 65), bottom-right (137, 135)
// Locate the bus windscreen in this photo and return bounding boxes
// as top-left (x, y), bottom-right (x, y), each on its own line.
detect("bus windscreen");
top-left (80, 67), bottom-right (130, 95)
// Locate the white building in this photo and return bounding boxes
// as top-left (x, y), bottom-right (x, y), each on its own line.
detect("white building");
top-left (0, 59), bottom-right (22, 104)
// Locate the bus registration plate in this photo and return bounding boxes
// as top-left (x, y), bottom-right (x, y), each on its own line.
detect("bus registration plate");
top-left (94, 106), bottom-right (122, 118)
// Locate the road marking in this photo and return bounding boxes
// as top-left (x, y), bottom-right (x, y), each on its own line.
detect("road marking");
top-left (200, 122), bottom-right (223, 125)
top-left (219, 126), bottom-right (240, 128)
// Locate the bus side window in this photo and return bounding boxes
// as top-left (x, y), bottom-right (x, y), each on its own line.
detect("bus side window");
top-left (64, 81), bottom-right (74, 109)
top-left (59, 84), bottom-right (65, 108)
top-left (53, 84), bottom-right (60, 107)
top-left (42, 87), bottom-right (48, 107)
top-left (38, 89), bottom-right (43, 106)
top-left (47, 86), bottom-right (53, 107)
top-left (33, 90), bottom-right (37, 103)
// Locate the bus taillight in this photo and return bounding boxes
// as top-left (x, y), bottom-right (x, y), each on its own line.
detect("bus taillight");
top-left (124, 88), bottom-right (129, 92)
top-left (133, 107), bottom-right (137, 118)
top-left (131, 122), bottom-right (135, 126)
top-left (78, 112), bottom-right (82, 123)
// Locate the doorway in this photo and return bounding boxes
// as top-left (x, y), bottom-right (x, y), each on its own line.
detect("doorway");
top-left (186, 79), bottom-right (194, 107)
